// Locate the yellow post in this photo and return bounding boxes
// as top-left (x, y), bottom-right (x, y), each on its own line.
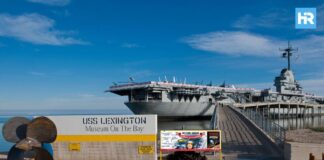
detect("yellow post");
top-left (160, 130), bottom-right (162, 160)
top-left (159, 150), bottom-right (162, 160)
top-left (309, 153), bottom-right (315, 160)
top-left (219, 150), bottom-right (223, 160)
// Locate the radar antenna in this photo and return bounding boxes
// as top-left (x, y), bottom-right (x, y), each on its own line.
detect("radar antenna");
top-left (279, 41), bottom-right (298, 70)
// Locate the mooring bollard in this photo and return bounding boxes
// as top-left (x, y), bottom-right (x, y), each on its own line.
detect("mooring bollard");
top-left (309, 153), bottom-right (315, 160)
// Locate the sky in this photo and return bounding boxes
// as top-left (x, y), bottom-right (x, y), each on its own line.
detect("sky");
top-left (0, 0), bottom-right (324, 111)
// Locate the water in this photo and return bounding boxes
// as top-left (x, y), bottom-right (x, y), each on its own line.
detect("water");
top-left (244, 107), bottom-right (324, 130)
top-left (274, 115), bottom-right (324, 130)
top-left (0, 109), bottom-right (132, 152)
top-left (257, 108), bottom-right (324, 130)
top-left (0, 120), bottom-right (12, 152)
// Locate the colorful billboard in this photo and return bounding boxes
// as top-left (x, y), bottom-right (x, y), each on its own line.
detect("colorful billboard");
top-left (160, 130), bottom-right (221, 152)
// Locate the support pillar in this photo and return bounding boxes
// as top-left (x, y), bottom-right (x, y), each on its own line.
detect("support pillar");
top-left (302, 106), bottom-right (305, 118)
top-left (278, 104), bottom-right (281, 125)
top-left (262, 107), bottom-right (265, 129)
top-left (283, 105), bottom-right (285, 129)
top-left (312, 106), bottom-right (315, 127)
top-left (296, 105), bottom-right (299, 129)
top-left (267, 104), bottom-right (270, 119)
top-left (267, 105), bottom-right (270, 132)
top-left (249, 108), bottom-right (252, 119)
top-left (302, 106), bottom-right (306, 128)
top-left (320, 107), bottom-right (322, 126)
top-left (288, 104), bottom-right (291, 130)
top-left (255, 105), bottom-right (258, 122)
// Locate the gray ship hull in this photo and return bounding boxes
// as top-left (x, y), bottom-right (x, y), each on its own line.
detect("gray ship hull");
top-left (125, 102), bottom-right (215, 117)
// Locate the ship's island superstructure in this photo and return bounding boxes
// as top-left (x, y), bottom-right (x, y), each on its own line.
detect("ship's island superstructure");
top-left (108, 44), bottom-right (324, 117)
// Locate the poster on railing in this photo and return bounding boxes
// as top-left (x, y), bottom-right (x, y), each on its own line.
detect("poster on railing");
top-left (160, 130), bottom-right (221, 151)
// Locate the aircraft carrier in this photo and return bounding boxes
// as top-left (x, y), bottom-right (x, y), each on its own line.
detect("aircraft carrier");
top-left (108, 43), bottom-right (324, 117)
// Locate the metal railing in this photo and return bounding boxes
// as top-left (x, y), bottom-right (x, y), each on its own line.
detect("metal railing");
top-left (230, 105), bottom-right (286, 147)
top-left (210, 105), bottom-right (218, 129)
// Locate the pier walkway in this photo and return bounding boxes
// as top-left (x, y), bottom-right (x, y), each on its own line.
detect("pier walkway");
top-left (218, 105), bottom-right (283, 160)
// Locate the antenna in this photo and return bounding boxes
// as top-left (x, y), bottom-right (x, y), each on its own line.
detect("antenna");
top-left (295, 54), bottom-right (300, 61)
top-left (279, 41), bottom-right (298, 70)
top-left (173, 76), bottom-right (176, 83)
top-left (164, 75), bottom-right (168, 82)
top-left (129, 77), bottom-right (135, 82)
top-left (118, 77), bottom-right (136, 84)
top-left (220, 81), bottom-right (226, 87)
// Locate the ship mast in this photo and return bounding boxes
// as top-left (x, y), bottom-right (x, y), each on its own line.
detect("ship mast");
top-left (279, 41), bottom-right (298, 70)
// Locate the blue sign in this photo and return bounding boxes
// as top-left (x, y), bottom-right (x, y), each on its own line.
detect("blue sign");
top-left (295, 8), bottom-right (316, 29)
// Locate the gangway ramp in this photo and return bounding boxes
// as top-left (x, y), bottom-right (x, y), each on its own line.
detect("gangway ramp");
top-left (218, 105), bottom-right (283, 160)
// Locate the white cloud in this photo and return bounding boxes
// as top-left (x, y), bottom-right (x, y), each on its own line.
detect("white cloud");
top-left (233, 9), bottom-right (291, 29)
top-left (121, 43), bottom-right (140, 48)
top-left (183, 31), bottom-right (282, 56)
top-left (27, 0), bottom-right (70, 6)
top-left (183, 31), bottom-right (324, 62)
top-left (293, 35), bottom-right (324, 60)
top-left (0, 13), bottom-right (87, 45)
top-left (316, 4), bottom-right (324, 31)
top-left (234, 4), bottom-right (324, 32)
top-left (29, 71), bottom-right (46, 76)
top-left (300, 79), bottom-right (324, 95)
top-left (51, 9), bottom-right (70, 17)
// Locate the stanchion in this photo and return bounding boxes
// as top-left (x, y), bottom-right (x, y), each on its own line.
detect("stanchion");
top-left (309, 153), bottom-right (315, 160)
top-left (219, 150), bottom-right (223, 160)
